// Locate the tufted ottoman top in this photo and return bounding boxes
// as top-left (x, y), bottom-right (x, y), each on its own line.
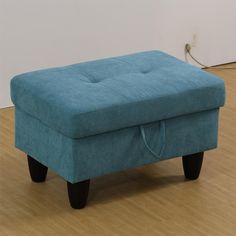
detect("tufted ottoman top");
top-left (11, 51), bottom-right (225, 138)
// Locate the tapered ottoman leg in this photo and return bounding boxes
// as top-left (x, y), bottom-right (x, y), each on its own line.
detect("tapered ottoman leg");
top-left (67, 180), bottom-right (90, 209)
top-left (27, 155), bottom-right (48, 182)
top-left (182, 152), bottom-right (204, 180)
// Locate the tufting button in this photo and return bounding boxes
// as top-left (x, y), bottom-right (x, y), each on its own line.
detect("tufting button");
top-left (141, 70), bottom-right (150, 74)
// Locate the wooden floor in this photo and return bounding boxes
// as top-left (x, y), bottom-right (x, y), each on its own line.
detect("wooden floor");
top-left (1, 64), bottom-right (236, 236)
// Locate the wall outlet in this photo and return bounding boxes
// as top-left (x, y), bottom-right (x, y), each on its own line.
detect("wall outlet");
top-left (191, 34), bottom-right (197, 47)
top-left (185, 34), bottom-right (197, 54)
top-left (185, 44), bottom-right (191, 52)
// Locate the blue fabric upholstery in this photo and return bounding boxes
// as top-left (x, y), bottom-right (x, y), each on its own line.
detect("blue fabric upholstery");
top-left (11, 51), bottom-right (225, 138)
top-left (11, 50), bottom-right (225, 183)
top-left (16, 108), bottom-right (219, 183)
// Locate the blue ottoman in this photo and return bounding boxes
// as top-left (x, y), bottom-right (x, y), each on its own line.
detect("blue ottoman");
top-left (11, 51), bottom-right (225, 209)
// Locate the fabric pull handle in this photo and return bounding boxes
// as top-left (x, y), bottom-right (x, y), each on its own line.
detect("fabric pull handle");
top-left (140, 120), bottom-right (166, 161)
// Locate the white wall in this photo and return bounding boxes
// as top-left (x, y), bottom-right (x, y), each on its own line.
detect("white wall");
top-left (156, 0), bottom-right (236, 66)
top-left (1, 0), bottom-right (236, 108)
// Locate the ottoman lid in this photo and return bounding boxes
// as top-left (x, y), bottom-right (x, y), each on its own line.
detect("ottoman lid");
top-left (11, 51), bottom-right (225, 138)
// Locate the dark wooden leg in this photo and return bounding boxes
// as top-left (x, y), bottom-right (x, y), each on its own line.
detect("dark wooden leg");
top-left (27, 155), bottom-right (48, 182)
top-left (182, 152), bottom-right (204, 180)
top-left (67, 180), bottom-right (90, 209)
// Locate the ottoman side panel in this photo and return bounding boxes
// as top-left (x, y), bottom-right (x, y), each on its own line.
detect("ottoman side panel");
top-left (72, 109), bottom-right (220, 182)
top-left (15, 108), bottom-right (76, 183)
top-left (162, 109), bottom-right (219, 157)
top-left (14, 108), bottom-right (220, 183)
